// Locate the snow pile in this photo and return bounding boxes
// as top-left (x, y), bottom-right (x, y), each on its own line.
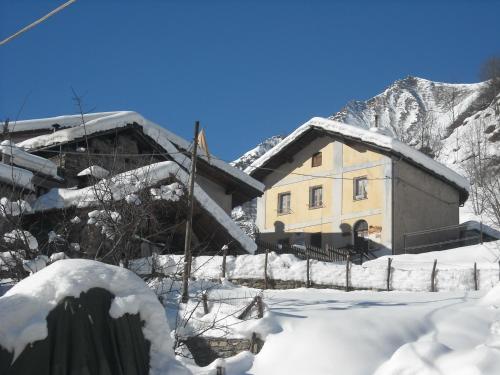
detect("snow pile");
top-left (125, 193), bottom-right (141, 205)
top-left (0, 259), bottom-right (190, 374)
top-left (3, 229), bottom-right (38, 250)
top-left (0, 140), bottom-right (58, 178)
top-left (0, 197), bottom-right (32, 216)
top-left (22, 255), bottom-right (49, 274)
top-left (175, 291), bottom-right (273, 339)
top-left (374, 283), bottom-right (500, 375)
top-left (32, 161), bottom-right (257, 253)
top-left (150, 182), bottom-right (184, 202)
top-left (70, 216), bottom-right (81, 224)
top-left (77, 165), bottom-right (110, 179)
top-left (49, 252), bottom-right (67, 262)
top-left (0, 251), bottom-right (23, 271)
top-left (87, 210), bottom-right (122, 239)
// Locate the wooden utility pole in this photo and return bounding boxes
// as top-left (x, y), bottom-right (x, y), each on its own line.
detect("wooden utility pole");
top-left (181, 121), bottom-right (200, 303)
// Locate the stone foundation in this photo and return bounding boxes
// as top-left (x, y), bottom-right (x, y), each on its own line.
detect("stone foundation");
top-left (181, 335), bottom-right (264, 366)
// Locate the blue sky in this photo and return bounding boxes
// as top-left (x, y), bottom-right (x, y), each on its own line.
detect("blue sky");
top-left (1, 0), bottom-right (499, 161)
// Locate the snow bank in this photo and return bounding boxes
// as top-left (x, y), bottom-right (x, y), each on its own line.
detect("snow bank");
top-left (375, 282), bottom-right (500, 375)
top-left (141, 241), bottom-right (500, 292)
top-left (0, 259), bottom-right (189, 375)
top-left (247, 116), bottom-right (469, 196)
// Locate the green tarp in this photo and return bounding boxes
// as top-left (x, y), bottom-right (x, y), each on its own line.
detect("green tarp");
top-left (0, 288), bottom-right (150, 375)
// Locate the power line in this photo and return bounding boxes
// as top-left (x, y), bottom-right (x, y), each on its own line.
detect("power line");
top-left (33, 148), bottom-right (389, 181)
top-left (0, 0), bottom-right (77, 46)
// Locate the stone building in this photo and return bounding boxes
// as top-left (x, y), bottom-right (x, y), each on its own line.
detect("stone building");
top-left (2, 111), bottom-right (264, 257)
top-left (247, 117), bottom-right (470, 255)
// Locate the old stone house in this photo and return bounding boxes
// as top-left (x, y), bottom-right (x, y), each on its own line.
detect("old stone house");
top-left (247, 117), bottom-right (471, 255)
top-left (1, 111), bottom-right (264, 258)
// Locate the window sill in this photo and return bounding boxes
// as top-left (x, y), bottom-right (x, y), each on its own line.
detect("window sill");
top-left (277, 211), bottom-right (291, 216)
top-left (308, 205), bottom-right (324, 210)
top-left (353, 196), bottom-right (368, 201)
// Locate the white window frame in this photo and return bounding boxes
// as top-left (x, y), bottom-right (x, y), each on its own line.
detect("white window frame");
top-left (353, 176), bottom-right (368, 200)
top-left (309, 185), bottom-right (323, 209)
top-left (277, 192), bottom-right (291, 215)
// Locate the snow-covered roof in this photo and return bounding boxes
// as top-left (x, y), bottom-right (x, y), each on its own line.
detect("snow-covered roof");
top-left (247, 117), bottom-right (470, 197)
top-left (17, 111), bottom-right (264, 193)
top-left (7, 111), bottom-right (119, 133)
top-left (0, 259), bottom-right (189, 374)
top-left (33, 161), bottom-right (257, 254)
top-left (77, 165), bottom-right (110, 179)
top-left (0, 163), bottom-right (34, 191)
top-left (0, 140), bottom-right (59, 179)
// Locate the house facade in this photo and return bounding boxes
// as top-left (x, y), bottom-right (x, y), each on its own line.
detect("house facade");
top-left (247, 117), bottom-right (469, 255)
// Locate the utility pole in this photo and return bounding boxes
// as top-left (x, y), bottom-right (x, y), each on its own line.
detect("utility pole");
top-left (181, 121), bottom-right (200, 303)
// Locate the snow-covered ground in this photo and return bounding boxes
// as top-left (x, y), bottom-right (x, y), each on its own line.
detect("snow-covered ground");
top-left (185, 286), bottom-right (500, 375)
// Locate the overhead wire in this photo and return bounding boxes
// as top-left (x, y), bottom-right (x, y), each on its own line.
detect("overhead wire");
top-left (0, 0), bottom-right (77, 46)
top-left (34, 147), bottom-right (390, 181)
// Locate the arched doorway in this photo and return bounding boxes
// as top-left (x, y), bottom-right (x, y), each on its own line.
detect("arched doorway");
top-left (353, 220), bottom-right (369, 252)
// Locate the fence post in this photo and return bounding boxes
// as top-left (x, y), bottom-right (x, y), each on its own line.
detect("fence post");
top-left (202, 291), bottom-right (209, 315)
top-left (221, 245), bottom-right (228, 280)
top-left (250, 332), bottom-right (258, 354)
top-left (431, 259), bottom-right (437, 292)
top-left (306, 252), bottom-right (310, 288)
top-left (386, 258), bottom-right (392, 291)
top-left (256, 295), bottom-right (264, 318)
top-left (264, 249), bottom-right (269, 289)
top-left (474, 262), bottom-right (478, 291)
top-left (480, 222), bottom-right (483, 244)
top-left (345, 254), bottom-right (351, 292)
top-left (403, 234), bottom-right (407, 254)
top-left (216, 367), bottom-right (225, 375)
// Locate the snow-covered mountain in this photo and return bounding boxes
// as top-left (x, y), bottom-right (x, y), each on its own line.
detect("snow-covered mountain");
top-left (330, 76), bottom-right (499, 167)
top-left (231, 135), bottom-right (285, 171)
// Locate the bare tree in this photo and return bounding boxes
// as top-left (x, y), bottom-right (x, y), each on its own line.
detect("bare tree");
top-left (416, 110), bottom-right (442, 159)
top-left (479, 56), bottom-right (500, 115)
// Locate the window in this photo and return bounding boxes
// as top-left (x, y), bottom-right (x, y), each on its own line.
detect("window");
top-left (277, 192), bottom-right (291, 215)
top-left (353, 176), bottom-right (368, 200)
top-left (311, 152), bottom-right (322, 167)
top-left (309, 185), bottom-right (323, 208)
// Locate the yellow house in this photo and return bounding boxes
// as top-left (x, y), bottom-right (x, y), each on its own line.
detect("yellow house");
top-left (246, 117), bottom-right (469, 255)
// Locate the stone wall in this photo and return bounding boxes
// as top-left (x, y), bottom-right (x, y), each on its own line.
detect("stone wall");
top-left (181, 335), bottom-right (264, 366)
top-left (222, 278), bottom-right (384, 291)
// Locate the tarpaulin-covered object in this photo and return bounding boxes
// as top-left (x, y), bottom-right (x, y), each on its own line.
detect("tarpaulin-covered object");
top-left (0, 288), bottom-right (149, 375)
top-left (0, 259), bottom-right (190, 375)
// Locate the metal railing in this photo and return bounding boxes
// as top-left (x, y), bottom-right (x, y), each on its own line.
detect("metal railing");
top-left (254, 239), bottom-right (376, 264)
top-left (403, 222), bottom-right (484, 254)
